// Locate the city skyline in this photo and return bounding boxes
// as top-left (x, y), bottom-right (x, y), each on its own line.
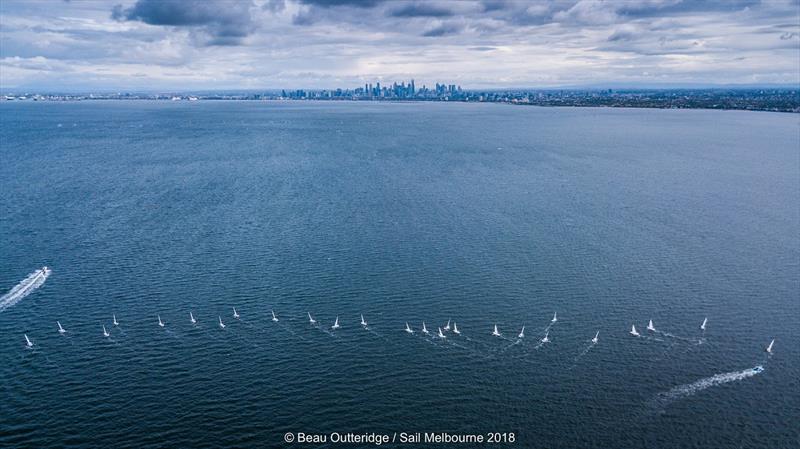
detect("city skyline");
top-left (1, 0), bottom-right (799, 91)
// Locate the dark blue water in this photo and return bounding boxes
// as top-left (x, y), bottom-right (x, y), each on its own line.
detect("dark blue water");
top-left (1, 101), bottom-right (798, 448)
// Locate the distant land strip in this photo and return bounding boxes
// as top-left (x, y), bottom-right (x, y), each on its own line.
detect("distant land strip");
top-left (3, 88), bottom-right (799, 113)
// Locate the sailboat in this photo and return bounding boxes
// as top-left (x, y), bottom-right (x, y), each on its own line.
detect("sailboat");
top-left (158, 315), bottom-right (165, 327)
top-left (57, 321), bottom-right (66, 334)
top-left (113, 314), bottom-right (119, 326)
top-left (331, 316), bottom-right (340, 330)
top-left (630, 324), bottom-right (639, 336)
top-left (444, 319), bottom-right (451, 331)
top-left (437, 327), bottom-right (446, 339)
top-left (360, 314), bottom-right (367, 327)
top-left (422, 322), bottom-right (429, 334)
top-left (102, 325), bottom-right (109, 337)
top-left (405, 322), bottom-right (414, 334)
top-left (492, 324), bottom-right (501, 337)
top-left (308, 312), bottom-right (316, 324)
top-left (24, 334), bottom-right (33, 348)
top-left (766, 339), bottom-right (774, 354)
top-left (452, 322), bottom-right (460, 335)
top-left (518, 326), bottom-right (525, 339)
top-left (218, 316), bottom-right (225, 329)
top-left (271, 310), bottom-right (279, 322)
top-left (541, 331), bottom-right (550, 343)
top-left (233, 307), bottom-right (240, 319)
top-left (647, 319), bottom-right (655, 332)
top-left (551, 312), bottom-right (557, 323)
top-left (700, 318), bottom-right (707, 331)
top-left (592, 331), bottom-right (599, 344)
top-left (190, 311), bottom-right (196, 324)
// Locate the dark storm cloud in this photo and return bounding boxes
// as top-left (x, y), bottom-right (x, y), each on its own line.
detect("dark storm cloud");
top-left (112, 0), bottom-right (256, 45)
top-left (389, 3), bottom-right (454, 18)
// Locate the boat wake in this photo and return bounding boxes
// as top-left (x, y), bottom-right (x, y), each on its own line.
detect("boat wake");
top-left (0, 267), bottom-right (51, 312)
top-left (654, 365), bottom-right (764, 408)
top-left (574, 342), bottom-right (596, 361)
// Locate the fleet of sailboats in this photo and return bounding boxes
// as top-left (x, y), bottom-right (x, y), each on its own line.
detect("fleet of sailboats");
top-left (21, 311), bottom-right (778, 365)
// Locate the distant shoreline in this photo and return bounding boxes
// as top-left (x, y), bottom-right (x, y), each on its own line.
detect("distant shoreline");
top-left (2, 96), bottom-right (798, 113)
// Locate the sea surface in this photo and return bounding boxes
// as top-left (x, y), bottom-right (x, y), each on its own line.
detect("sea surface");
top-left (0, 101), bottom-right (798, 448)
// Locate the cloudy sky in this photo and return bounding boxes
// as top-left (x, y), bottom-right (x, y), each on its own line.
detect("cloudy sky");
top-left (1, 0), bottom-right (798, 91)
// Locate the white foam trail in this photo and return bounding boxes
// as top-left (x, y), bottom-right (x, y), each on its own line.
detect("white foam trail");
top-left (574, 342), bottom-right (595, 361)
top-left (0, 267), bottom-right (50, 312)
top-left (656, 365), bottom-right (764, 405)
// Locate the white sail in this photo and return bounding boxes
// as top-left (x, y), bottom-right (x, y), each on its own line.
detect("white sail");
top-left (24, 334), bottom-right (33, 347)
top-left (552, 312), bottom-right (557, 323)
top-left (190, 311), bottom-right (196, 324)
top-left (271, 310), bottom-right (278, 322)
top-left (233, 307), bottom-right (239, 319)
top-left (592, 331), bottom-right (599, 344)
top-left (437, 327), bottom-right (446, 339)
top-left (360, 314), bottom-right (367, 326)
top-left (647, 319), bottom-right (655, 331)
top-left (103, 325), bottom-right (109, 337)
top-left (219, 316), bottom-right (225, 329)
top-left (700, 318), bottom-right (707, 331)
top-left (405, 322), bottom-right (413, 333)
top-left (332, 316), bottom-right (340, 330)
top-left (630, 324), bottom-right (639, 336)
top-left (422, 322), bottom-right (429, 334)
top-left (453, 322), bottom-right (460, 334)
top-left (57, 321), bottom-right (65, 334)
top-left (444, 319), bottom-right (451, 331)
top-left (518, 325), bottom-right (525, 339)
top-left (766, 339), bottom-right (774, 353)
top-left (541, 331), bottom-right (550, 343)
top-left (492, 324), bottom-right (500, 337)
top-left (158, 315), bottom-right (164, 327)
top-left (308, 312), bottom-right (316, 324)
top-left (113, 314), bottom-right (118, 326)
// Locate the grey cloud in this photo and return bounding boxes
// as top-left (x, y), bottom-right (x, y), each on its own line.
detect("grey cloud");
top-left (422, 22), bottom-right (462, 37)
top-left (608, 30), bottom-right (635, 42)
top-left (264, 0), bottom-right (286, 13)
top-left (390, 3), bottom-right (454, 18)
top-left (112, 0), bottom-right (256, 45)
top-left (297, 0), bottom-right (385, 8)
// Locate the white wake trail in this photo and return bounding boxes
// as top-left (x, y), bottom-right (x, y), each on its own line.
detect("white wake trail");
top-left (655, 365), bottom-right (764, 406)
top-left (0, 267), bottom-right (51, 312)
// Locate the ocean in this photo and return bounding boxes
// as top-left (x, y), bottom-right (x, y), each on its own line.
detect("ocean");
top-left (1, 101), bottom-right (798, 448)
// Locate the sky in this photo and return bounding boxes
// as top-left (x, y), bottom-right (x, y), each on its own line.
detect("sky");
top-left (1, 0), bottom-right (799, 91)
